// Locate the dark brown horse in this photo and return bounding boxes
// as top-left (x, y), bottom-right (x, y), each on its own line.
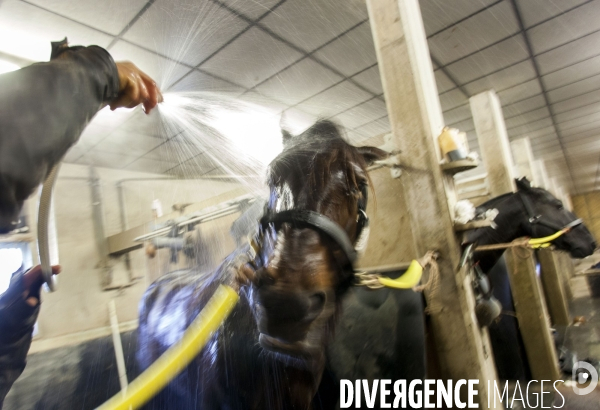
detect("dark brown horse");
top-left (137, 120), bottom-right (387, 409)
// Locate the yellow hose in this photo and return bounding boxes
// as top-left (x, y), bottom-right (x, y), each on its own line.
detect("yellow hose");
top-left (96, 285), bottom-right (239, 410)
top-left (377, 259), bottom-right (424, 289)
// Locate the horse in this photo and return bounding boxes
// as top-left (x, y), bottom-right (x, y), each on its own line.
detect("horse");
top-left (136, 120), bottom-right (388, 409)
top-left (463, 177), bottom-right (596, 380)
top-left (312, 177), bottom-right (596, 409)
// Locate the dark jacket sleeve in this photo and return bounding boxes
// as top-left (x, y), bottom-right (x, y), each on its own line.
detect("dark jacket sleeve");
top-left (0, 270), bottom-right (40, 408)
top-left (0, 44), bottom-right (120, 232)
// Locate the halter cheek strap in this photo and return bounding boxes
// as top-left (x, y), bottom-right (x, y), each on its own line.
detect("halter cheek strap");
top-left (518, 191), bottom-right (583, 243)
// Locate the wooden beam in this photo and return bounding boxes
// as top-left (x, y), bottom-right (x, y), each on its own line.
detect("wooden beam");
top-left (557, 250), bottom-right (575, 301)
top-left (511, 137), bottom-right (536, 183)
top-left (505, 249), bottom-right (561, 380)
top-left (470, 91), bottom-right (516, 196)
top-left (366, 0), bottom-right (500, 406)
top-left (469, 95), bottom-right (561, 380)
top-left (533, 160), bottom-right (551, 191)
top-left (537, 248), bottom-right (571, 326)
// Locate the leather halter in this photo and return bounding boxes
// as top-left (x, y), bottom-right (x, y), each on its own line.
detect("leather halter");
top-left (518, 191), bottom-right (583, 236)
top-left (260, 209), bottom-right (359, 268)
top-left (259, 185), bottom-right (369, 272)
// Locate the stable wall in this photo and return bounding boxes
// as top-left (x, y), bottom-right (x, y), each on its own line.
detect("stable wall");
top-left (31, 163), bottom-right (245, 347)
top-left (572, 190), bottom-right (600, 242)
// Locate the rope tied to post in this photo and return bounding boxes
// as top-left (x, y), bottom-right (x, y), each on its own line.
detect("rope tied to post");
top-left (355, 251), bottom-right (439, 293)
top-left (472, 221), bottom-right (581, 276)
top-left (474, 220), bottom-right (581, 254)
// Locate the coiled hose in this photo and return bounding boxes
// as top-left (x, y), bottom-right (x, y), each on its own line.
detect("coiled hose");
top-left (38, 163), bottom-right (61, 291)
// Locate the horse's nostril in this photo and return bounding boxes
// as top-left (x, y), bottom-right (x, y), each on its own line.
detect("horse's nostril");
top-left (256, 269), bottom-right (276, 288)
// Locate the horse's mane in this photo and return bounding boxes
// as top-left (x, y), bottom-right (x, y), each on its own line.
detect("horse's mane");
top-left (267, 120), bottom-right (369, 208)
top-left (476, 185), bottom-right (561, 214)
top-left (476, 192), bottom-right (514, 212)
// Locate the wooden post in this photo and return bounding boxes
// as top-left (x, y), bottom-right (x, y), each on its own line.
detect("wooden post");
top-left (504, 249), bottom-right (561, 380)
top-left (510, 137), bottom-right (536, 183)
top-left (470, 91), bottom-right (560, 381)
top-left (367, 0), bottom-right (500, 407)
top-left (549, 178), bottom-right (560, 198)
top-left (557, 251), bottom-right (575, 300)
top-left (537, 248), bottom-right (571, 326)
top-left (533, 160), bottom-right (551, 190)
top-left (563, 193), bottom-right (574, 212)
top-left (470, 91), bottom-right (515, 196)
top-left (555, 186), bottom-right (572, 212)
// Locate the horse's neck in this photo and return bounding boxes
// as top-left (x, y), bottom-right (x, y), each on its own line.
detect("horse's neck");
top-left (477, 197), bottom-right (526, 246)
top-left (473, 196), bottom-right (527, 272)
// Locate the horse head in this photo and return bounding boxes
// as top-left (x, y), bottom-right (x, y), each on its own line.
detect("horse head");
top-left (513, 178), bottom-right (596, 258)
top-left (253, 120), bottom-right (387, 362)
top-left (465, 177), bottom-right (596, 263)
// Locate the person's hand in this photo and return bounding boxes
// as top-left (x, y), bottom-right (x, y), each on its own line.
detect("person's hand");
top-left (22, 265), bottom-right (61, 306)
top-left (110, 62), bottom-right (163, 114)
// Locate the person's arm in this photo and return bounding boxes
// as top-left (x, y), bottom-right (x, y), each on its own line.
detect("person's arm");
top-left (0, 40), bottom-right (161, 232)
top-left (0, 265), bottom-right (60, 407)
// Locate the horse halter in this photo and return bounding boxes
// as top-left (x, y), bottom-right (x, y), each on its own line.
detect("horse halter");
top-left (259, 185), bottom-right (370, 272)
top-left (518, 191), bottom-right (583, 237)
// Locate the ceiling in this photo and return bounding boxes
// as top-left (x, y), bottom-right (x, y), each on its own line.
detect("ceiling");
top-left (0, 0), bottom-right (599, 194)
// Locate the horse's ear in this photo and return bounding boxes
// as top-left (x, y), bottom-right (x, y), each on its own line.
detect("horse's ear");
top-left (281, 129), bottom-right (293, 146)
top-left (357, 146), bottom-right (389, 166)
top-left (515, 177), bottom-right (532, 191)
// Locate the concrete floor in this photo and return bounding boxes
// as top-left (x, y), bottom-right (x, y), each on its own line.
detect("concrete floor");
top-left (502, 252), bottom-right (600, 409)
top-left (568, 252), bottom-right (600, 361)
top-left (552, 252), bottom-right (600, 409)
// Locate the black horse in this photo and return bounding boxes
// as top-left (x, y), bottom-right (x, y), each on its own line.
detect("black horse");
top-left (463, 177), bottom-right (596, 380)
top-left (136, 120), bottom-right (387, 409)
top-left (314, 177), bottom-right (595, 409)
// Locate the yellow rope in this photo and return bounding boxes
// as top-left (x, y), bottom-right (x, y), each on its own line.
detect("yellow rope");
top-left (475, 228), bottom-right (570, 253)
top-left (377, 259), bottom-right (425, 289)
top-left (96, 285), bottom-right (239, 410)
top-left (528, 229), bottom-right (567, 247)
top-left (355, 251), bottom-right (439, 291)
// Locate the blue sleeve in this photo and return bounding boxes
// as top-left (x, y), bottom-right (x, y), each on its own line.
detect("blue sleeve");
top-left (0, 269), bottom-right (40, 407)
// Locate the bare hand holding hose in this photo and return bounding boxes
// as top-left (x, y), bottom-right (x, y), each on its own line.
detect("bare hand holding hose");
top-left (110, 62), bottom-right (163, 114)
top-left (22, 265), bottom-right (61, 306)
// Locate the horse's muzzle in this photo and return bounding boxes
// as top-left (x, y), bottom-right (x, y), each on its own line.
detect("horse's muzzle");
top-left (570, 243), bottom-right (596, 259)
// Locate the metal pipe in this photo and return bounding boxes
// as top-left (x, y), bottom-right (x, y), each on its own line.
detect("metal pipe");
top-left (132, 195), bottom-right (255, 242)
top-left (116, 183), bottom-right (134, 280)
top-left (89, 167), bottom-right (110, 285)
top-left (56, 176), bottom-right (89, 181)
top-left (108, 299), bottom-right (129, 393)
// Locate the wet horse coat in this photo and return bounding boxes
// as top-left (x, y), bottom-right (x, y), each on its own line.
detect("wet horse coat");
top-left (137, 121), bottom-right (387, 409)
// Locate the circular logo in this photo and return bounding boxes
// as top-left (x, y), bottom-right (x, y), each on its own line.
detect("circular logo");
top-left (572, 361), bottom-right (598, 396)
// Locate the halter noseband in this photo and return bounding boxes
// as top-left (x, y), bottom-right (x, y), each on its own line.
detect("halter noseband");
top-left (260, 209), bottom-right (359, 268)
